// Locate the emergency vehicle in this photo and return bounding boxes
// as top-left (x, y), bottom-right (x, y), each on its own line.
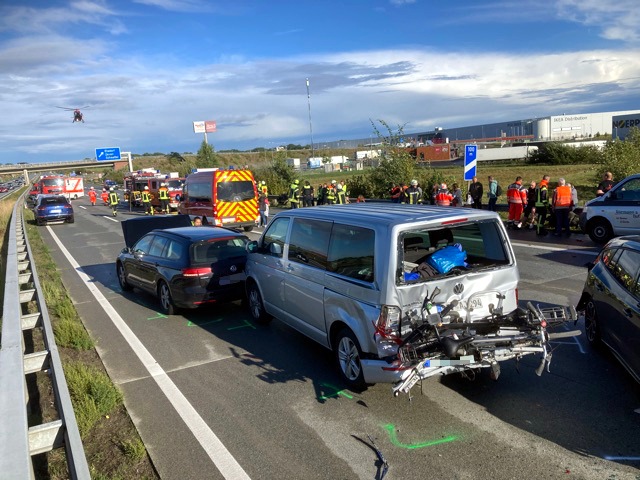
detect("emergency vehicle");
top-left (64, 176), bottom-right (84, 199)
top-left (123, 170), bottom-right (184, 212)
top-left (39, 175), bottom-right (66, 195)
top-left (178, 168), bottom-right (259, 231)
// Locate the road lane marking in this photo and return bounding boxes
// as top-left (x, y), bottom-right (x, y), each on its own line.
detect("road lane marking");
top-left (103, 215), bottom-right (119, 222)
top-left (46, 226), bottom-right (251, 480)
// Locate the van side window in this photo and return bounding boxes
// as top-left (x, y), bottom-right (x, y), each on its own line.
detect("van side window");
top-left (187, 182), bottom-right (212, 203)
top-left (288, 218), bottom-right (331, 269)
top-left (327, 224), bottom-right (375, 282)
top-left (261, 217), bottom-right (290, 257)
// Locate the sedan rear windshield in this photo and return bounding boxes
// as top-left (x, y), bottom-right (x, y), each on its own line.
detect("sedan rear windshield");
top-left (192, 238), bottom-right (248, 264)
top-left (40, 197), bottom-right (68, 206)
top-left (399, 221), bottom-right (510, 284)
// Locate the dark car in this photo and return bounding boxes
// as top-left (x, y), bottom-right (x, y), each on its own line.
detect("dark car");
top-left (33, 194), bottom-right (74, 225)
top-left (116, 216), bottom-right (249, 315)
top-left (577, 235), bottom-right (640, 383)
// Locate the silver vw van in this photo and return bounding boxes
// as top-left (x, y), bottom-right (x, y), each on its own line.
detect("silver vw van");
top-left (245, 204), bottom-right (519, 388)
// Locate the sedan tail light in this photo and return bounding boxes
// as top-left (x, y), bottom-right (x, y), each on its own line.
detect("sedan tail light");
top-left (182, 267), bottom-right (212, 277)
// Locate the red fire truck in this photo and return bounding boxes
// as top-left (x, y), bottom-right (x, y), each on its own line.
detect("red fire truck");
top-left (123, 170), bottom-right (184, 212)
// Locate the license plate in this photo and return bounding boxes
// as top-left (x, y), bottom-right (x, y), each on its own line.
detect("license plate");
top-left (50, 209), bottom-right (61, 214)
top-left (222, 217), bottom-right (235, 224)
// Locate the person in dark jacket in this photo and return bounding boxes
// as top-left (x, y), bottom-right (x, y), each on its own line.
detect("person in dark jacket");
top-left (468, 176), bottom-right (484, 209)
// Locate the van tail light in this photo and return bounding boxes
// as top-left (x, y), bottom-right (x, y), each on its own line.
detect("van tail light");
top-left (182, 267), bottom-right (212, 277)
top-left (375, 305), bottom-right (402, 340)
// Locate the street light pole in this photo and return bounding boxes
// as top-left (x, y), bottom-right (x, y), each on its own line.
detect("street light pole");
top-left (306, 78), bottom-right (315, 161)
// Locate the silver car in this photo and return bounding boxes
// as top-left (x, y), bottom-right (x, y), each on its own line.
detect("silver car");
top-left (245, 204), bottom-right (530, 389)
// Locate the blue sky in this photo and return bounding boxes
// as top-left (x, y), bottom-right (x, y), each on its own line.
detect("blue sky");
top-left (1, 0), bottom-right (639, 163)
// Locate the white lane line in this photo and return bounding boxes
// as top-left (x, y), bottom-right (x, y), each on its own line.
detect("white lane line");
top-left (46, 227), bottom-right (251, 480)
top-left (79, 205), bottom-right (87, 210)
top-left (511, 241), bottom-right (599, 256)
top-left (103, 215), bottom-right (119, 223)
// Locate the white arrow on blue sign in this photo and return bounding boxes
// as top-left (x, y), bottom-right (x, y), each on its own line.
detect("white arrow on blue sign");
top-left (95, 147), bottom-right (121, 161)
top-left (464, 145), bottom-right (477, 181)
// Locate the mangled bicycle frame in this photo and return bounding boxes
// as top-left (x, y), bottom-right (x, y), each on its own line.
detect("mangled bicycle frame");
top-left (390, 287), bottom-right (580, 398)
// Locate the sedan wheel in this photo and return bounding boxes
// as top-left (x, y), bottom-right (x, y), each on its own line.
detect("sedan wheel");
top-left (334, 328), bottom-right (365, 389)
top-left (117, 263), bottom-right (132, 292)
top-left (584, 300), bottom-right (601, 346)
top-left (247, 283), bottom-right (271, 324)
top-left (158, 281), bottom-right (177, 315)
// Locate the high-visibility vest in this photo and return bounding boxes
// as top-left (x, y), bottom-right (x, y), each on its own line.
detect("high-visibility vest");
top-left (535, 185), bottom-right (548, 207)
top-left (108, 192), bottom-right (118, 205)
top-left (336, 190), bottom-right (346, 204)
top-left (158, 188), bottom-right (169, 200)
top-left (554, 185), bottom-right (572, 207)
top-left (507, 183), bottom-right (525, 204)
top-left (141, 191), bottom-right (151, 203)
top-left (289, 184), bottom-right (299, 203)
top-left (407, 187), bottom-right (422, 204)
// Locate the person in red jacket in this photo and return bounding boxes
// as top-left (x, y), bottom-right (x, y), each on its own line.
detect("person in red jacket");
top-left (101, 188), bottom-right (109, 206)
top-left (88, 186), bottom-right (97, 206)
top-left (435, 183), bottom-right (453, 206)
top-left (506, 176), bottom-right (527, 228)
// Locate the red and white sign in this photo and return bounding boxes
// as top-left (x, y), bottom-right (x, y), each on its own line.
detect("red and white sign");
top-left (205, 121), bottom-right (217, 133)
top-left (193, 121), bottom-right (205, 133)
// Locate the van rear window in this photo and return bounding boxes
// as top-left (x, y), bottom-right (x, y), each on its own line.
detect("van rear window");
top-left (216, 181), bottom-right (255, 202)
top-left (400, 221), bottom-right (510, 283)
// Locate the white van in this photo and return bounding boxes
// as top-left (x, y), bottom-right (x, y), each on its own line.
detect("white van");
top-left (580, 173), bottom-right (640, 244)
top-left (245, 204), bottom-right (524, 389)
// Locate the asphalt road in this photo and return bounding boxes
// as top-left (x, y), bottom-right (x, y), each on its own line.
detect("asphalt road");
top-left (37, 198), bottom-right (640, 480)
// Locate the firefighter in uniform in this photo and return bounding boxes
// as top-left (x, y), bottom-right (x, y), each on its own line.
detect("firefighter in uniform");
top-left (158, 183), bottom-right (170, 214)
top-left (325, 183), bottom-right (336, 205)
top-left (288, 179), bottom-right (300, 209)
top-left (302, 180), bottom-right (314, 207)
top-left (141, 186), bottom-right (153, 215)
top-left (259, 181), bottom-right (268, 196)
top-left (108, 188), bottom-right (119, 217)
top-left (552, 177), bottom-right (573, 237)
top-left (534, 175), bottom-right (550, 235)
top-left (335, 184), bottom-right (347, 204)
top-left (405, 179), bottom-right (423, 204)
top-left (506, 176), bottom-right (527, 228)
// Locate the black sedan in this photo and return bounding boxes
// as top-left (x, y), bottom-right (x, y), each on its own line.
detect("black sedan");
top-left (577, 235), bottom-right (640, 383)
top-left (116, 216), bottom-right (249, 315)
top-left (33, 194), bottom-right (74, 225)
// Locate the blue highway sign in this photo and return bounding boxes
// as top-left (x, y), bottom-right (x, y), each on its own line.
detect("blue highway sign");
top-left (95, 147), bottom-right (121, 161)
top-left (464, 145), bottom-right (477, 181)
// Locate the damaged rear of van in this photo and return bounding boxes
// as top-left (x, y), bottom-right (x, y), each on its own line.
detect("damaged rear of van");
top-left (245, 204), bottom-right (524, 389)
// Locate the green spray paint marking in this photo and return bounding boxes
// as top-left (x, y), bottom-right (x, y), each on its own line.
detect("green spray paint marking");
top-left (318, 382), bottom-right (354, 400)
top-left (147, 313), bottom-right (168, 320)
top-left (226, 319), bottom-right (256, 331)
top-left (187, 318), bottom-right (224, 327)
top-left (383, 424), bottom-right (458, 449)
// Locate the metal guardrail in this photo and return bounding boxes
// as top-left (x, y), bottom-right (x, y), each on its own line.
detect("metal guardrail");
top-left (0, 198), bottom-right (90, 478)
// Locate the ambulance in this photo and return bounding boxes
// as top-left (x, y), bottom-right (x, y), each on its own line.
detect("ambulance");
top-left (64, 176), bottom-right (85, 199)
top-left (178, 168), bottom-right (259, 231)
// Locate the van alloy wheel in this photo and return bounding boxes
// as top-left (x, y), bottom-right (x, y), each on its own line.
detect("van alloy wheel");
top-left (335, 328), bottom-right (365, 389)
top-left (248, 283), bottom-right (271, 324)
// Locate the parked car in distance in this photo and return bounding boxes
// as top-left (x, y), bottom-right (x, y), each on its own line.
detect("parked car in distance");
top-left (33, 194), bottom-right (74, 226)
top-left (116, 216), bottom-right (249, 315)
top-left (580, 173), bottom-right (640, 244)
top-left (577, 235), bottom-right (640, 383)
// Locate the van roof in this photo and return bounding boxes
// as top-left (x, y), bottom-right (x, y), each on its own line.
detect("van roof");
top-left (273, 203), bottom-right (501, 229)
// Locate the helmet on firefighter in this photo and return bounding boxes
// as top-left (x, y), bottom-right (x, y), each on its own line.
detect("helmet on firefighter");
top-left (144, 186), bottom-right (149, 190)
top-left (331, 180), bottom-right (337, 185)
top-left (103, 188), bottom-right (107, 192)
top-left (294, 179), bottom-right (299, 184)
top-left (90, 186), bottom-right (94, 190)
top-left (440, 183), bottom-right (447, 190)
top-left (161, 183), bottom-right (166, 187)
top-left (109, 187), bottom-right (114, 192)
top-left (411, 179), bottom-right (418, 186)
top-left (336, 184), bottom-right (343, 191)
top-left (261, 180), bottom-right (266, 185)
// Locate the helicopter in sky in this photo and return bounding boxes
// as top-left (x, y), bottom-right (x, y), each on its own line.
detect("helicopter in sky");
top-left (56, 106), bottom-right (90, 123)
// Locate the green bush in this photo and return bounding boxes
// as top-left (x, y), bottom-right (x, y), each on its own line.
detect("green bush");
top-left (599, 127), bottom-right (640, 181)
top-left (54, 318), bottom-right (94, 350)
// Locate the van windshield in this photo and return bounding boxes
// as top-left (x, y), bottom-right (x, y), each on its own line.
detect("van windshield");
top-left (216, 181), bottom-right (255, 202)
top-left (399, 221), bottom-right (510, 284)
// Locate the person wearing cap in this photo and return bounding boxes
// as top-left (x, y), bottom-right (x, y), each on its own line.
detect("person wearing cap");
top-left (435, 183), bottom-right (453, 206)
top-left (158, 182), bottom-right (170, 214)
top-left (405, 179), bottom-right (423, 205)
top-left (288, 179), bottom-right (300, 208)
top-left (141, 185), bottom-right (153, 215)
top-left (88, 186), bottom-right (97, 206)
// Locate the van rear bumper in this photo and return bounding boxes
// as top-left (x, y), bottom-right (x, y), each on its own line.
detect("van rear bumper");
top-left (361, 359), bottom-right (411, 384)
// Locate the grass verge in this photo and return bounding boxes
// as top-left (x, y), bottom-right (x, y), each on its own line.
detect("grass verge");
top-left (0, 195), bottom-right (157, 479)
